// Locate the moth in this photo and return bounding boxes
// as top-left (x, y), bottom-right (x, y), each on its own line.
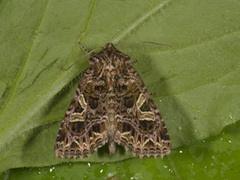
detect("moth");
top-left (55, 42), bottom-right (171, 159)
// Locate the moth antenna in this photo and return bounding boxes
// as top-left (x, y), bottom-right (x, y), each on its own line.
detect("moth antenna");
top-left (57, 63), bottom-right (65, 71)
top-left (115, 41), bottom-right (172, 48)
top-left (78, 41), bottom-right (89, 54)
top-left (59, 44), bottom-right (103, 71)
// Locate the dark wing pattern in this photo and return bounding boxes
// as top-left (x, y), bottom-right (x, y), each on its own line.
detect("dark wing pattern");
top-left (55, 42), bottom-right (171, 159)
top-left (55, 67), bottom-right (108, 159)
top-left (114, 65), bottom-right (171, 158)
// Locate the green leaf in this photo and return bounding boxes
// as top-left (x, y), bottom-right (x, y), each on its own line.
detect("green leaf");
top-left (0, 0), bottom-right (239, 178)
top-left (2, 121), bottom-right (240, 179)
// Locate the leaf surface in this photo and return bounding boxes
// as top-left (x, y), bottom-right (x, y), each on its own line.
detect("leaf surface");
top-left (0, 0), bottom-right (239, 178)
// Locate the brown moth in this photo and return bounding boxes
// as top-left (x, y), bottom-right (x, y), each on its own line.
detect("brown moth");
top-left (55, 43), bottom-right (171, 159)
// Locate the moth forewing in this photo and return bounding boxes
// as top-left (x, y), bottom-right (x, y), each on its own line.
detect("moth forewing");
top-left (55, 43), bottom-right (171, 159)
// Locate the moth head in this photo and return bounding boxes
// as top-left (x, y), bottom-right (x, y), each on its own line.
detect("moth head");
top-left (104, 43), bottom-right (116, 51)
top-left (89, 43), bottom-right (131, 71)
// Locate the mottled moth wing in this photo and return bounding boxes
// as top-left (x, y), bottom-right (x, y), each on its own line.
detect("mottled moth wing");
top-left (55, 42), bottom-right (171, 159)
top-left (114, 61), bottom-right (171, 159)
top-left (55, 67), bottom-right (108, 159)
